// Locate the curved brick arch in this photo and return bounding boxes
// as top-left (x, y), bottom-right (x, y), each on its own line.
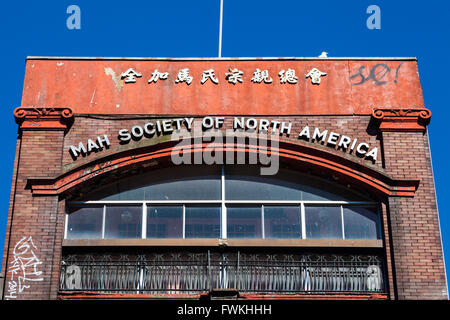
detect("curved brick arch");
top-left (27, 137), bottom-right (419, 199)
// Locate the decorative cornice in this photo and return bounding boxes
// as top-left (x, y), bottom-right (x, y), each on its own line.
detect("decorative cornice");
top-left (14, 107), bottom-right (74, 131)
top-left (372, 108), bottom-right (431, 132)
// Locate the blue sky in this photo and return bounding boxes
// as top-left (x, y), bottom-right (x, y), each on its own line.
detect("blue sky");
top-left (0, 0), bottom-right (449, 291)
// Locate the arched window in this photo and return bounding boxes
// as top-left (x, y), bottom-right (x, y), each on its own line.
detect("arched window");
top-left (66, 165), bottom-right (380, 240)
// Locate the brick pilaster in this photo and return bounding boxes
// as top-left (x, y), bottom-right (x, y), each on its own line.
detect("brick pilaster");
top-left (1, 108), bottom-right (71, 300)
top-left (377, 108), bottom-right (448, 299)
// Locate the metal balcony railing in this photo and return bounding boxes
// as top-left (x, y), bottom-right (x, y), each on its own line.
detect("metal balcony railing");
top-left (60, 251), bottom-right (386, 295)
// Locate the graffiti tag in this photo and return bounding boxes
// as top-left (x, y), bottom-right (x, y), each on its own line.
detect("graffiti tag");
top-left (4, 236), bottom-right (43, 299)
top-left (350, 63), bottom-right (403, 86)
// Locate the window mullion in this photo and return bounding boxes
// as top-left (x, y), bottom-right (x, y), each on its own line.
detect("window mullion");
top-left (142, 203), bottom-right (147, 239)
top-left (102, 205), bottom-right (106, 239)
top-left (182, 204), bottom-right (186, 239)
top-left (221, 165), bottom-right (227, 239)
top-left (64, 209), bottom-right (68, 240)
top-left (301, 203), bottom-right (306, 239)
top-left (262, 205), bottom-right (265, 239)
top-left (341, 205), bottom-right (345, 240)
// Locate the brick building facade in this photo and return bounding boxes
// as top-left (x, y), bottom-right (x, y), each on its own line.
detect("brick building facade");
top-left (1, 57), bottom-right (447, 300)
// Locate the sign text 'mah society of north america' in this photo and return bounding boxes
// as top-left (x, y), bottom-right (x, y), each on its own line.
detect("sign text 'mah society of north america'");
top-left (69, 116), bottom-right (378, 164)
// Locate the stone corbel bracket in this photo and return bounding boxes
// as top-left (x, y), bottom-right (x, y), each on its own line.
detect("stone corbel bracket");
top-left (371, 108), bottom-right (431, 132)
top-left (14, 106), bottom-right (74, 131)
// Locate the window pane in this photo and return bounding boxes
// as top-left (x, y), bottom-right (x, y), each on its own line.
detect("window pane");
top-left (185, 206), bottom-right (221, 238)
top-left (77, 165), bottom-right (371, 202)
top-left (344, 207), bottom-right (379, 239)
top-left (144, 177), bottom-right (220, 201)
top-left (104, 206), bottom-right (142, 239)
top-left (147, 206), bottom-right (183, 238)
top-left (227, 207), bottom-right (262, 238)
top-left (264, 206), bottom-right (301, 239)
top-left (67, 206), bottom-right (103, 239)
top-left (225, 166), bottom-right (366, 201)
top-left (83, 165), bottom-right (221, 201)
top-left (305, 206), bottom-right (342, 239)
top-left (225, 171), bottom-right (302, 201)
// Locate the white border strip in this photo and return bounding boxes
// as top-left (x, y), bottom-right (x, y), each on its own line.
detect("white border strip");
top-left (26, 56), bottom-right (417, 61)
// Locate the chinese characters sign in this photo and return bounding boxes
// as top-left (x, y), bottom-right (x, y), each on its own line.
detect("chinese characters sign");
top-left (21, 59), bottom-right (424, 115)
top-left (121, 67), bottom-right (326, 85)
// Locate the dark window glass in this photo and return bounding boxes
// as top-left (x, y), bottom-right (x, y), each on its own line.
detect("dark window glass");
top-left (344, 207), bottom-right (379, 239)
top-left (83, 166), bottom-right (221, 201)
top-left (144, 177), bottom-right (220, 201)
top-left (67, 206), bottom-right (103, 239)
top-left (227, 206), bottom-right (262, 238)
top-left (264, 206), bottom-right (301, 239)
top-left (147, 206), bottom-right (183, 238)
top-left (305, 206), bottom-right (342, 239)
top-left (104, 206), bottom-right (142, 239)
top-left (225, 166), bottom-right (367, 201)
top-left (185, 206), bottom-right (221, 238)
top-left (78, 165), bottom-right (371, 202)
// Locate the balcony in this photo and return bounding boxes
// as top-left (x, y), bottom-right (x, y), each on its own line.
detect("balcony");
top-left (59, 251), bottom-right (386, 298)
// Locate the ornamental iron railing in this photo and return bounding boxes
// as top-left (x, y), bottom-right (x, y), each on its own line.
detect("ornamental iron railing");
top-left (60, 251), bottom-right (385, 295)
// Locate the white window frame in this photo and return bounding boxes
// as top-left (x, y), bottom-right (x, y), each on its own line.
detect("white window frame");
top-left (65, 166), bottom-right (379, 240)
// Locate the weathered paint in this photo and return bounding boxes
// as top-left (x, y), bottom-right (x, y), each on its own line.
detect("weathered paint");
top-left (21, 58), bottom-right (425, 116)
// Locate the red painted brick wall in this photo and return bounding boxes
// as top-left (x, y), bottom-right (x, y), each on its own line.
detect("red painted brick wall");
top-left (382, 131), bottom-right (447, 299)
top-left (2, 130), bottom-right (64, 300)
top-left (2, 114), bottom-right (447, 300)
